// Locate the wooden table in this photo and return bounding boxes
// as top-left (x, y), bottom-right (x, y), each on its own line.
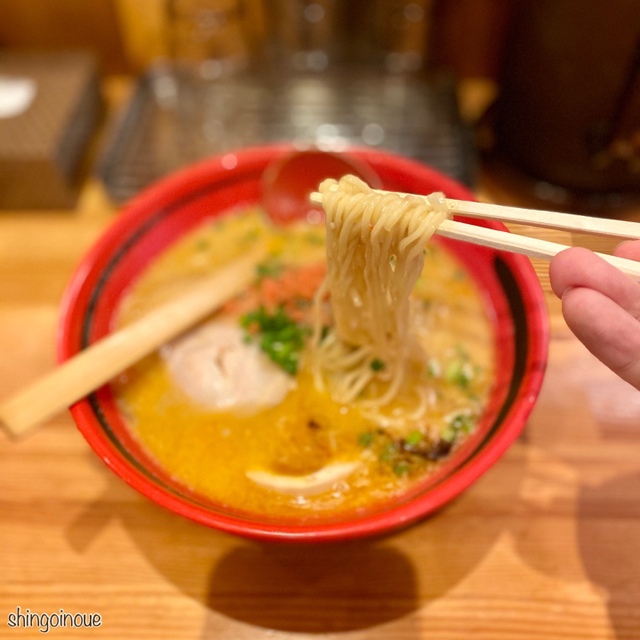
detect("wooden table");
top-left (2, 84), bottom-right (640, 640)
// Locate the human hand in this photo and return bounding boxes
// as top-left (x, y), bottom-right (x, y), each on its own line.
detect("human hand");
top-left (549, 241), bottom-right (640, 390)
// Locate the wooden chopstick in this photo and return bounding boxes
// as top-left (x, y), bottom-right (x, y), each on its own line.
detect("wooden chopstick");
top-left (309, 190), bottom-right (640, 279)
top-left (376, 190), bottom-right (640, 239)
top-left (435, 218), bottom-right (640, 278)
top-left (0, 249), bottom-right (265, 439)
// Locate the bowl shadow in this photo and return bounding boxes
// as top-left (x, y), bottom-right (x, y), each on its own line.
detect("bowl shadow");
top-left (65, 448), bottom-right (527, 637)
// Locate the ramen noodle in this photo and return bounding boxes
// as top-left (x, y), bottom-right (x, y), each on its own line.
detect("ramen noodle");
top-left (311, 176), bottom-right (450, 419)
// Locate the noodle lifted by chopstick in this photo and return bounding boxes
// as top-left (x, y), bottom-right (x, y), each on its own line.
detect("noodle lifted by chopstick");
top-left (311, 175), bottom-right (450, 420)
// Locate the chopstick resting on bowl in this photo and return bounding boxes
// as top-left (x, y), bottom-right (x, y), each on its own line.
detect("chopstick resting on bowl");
top-left (0, 248), bottom-right (266, 439)
top-left (310, 189), bottom-right (640, 279)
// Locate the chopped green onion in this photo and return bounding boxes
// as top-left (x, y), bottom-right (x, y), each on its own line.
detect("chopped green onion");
top-left (442, 412), bottom-right (474, 443)
top-left (393, 461), bottom-right (411, 476)
top-left (450, 413), bottom-right (473, 433)
top-left (441, 426), bottom-right (457, 443)
top-left (444, 359), bottom-right (473, 388)
top-left (404, 430), bottom-right (424, 447)
top-left (380, 442), bottom-right (399, 462)
top-left (240, 305), bottom-right (307, 375)
top-left (358, 431), bottom-right (374, 447)
top-left (255, 257), bottom-right (284, 280)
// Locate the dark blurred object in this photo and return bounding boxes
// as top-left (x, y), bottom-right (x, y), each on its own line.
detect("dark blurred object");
top-left (0, 51), bottom-right (102, 209)
top-left (98, 64), bottom-right (475, 203)
top-left (429, 0), bottom-right (514, 81)
top-left (490, 0), bottom-right (640, 196)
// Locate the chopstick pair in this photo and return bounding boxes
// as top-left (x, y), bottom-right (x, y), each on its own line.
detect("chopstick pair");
top-left (310, 189), bottom-right (640, 279)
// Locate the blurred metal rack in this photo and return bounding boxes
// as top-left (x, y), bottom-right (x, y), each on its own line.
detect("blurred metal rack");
top-left (98, 64), bottom-right (476, 203)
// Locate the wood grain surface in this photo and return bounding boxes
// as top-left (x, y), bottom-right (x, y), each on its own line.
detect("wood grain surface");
top-left (2, 80), bottom-right (640, 640)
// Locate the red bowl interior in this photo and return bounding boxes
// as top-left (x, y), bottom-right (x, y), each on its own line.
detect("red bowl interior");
top-left (57, 143), bottom-right (549, 542)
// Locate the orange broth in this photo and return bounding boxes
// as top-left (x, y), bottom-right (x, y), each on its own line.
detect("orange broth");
top-left (113, 207), bottom-right (494, 521)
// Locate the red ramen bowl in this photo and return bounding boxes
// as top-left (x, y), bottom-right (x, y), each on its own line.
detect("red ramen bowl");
top-left (58, 144), bottom-right (548, 542)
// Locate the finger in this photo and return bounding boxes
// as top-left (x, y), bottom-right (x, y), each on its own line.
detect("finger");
top-left (549, 247), bottom-right (602, 298)
top-left (562, 286), bottom-right (640, 389)
top-left (549, 247), bottom-right (640, 319)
